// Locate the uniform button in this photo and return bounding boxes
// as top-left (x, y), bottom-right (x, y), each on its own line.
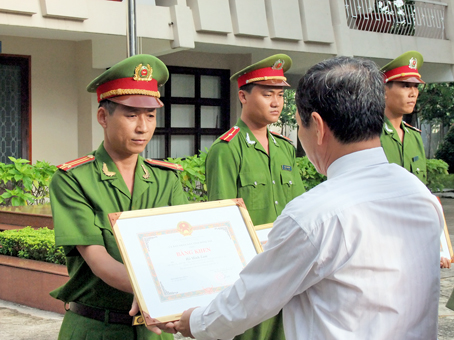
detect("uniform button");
top-left (289, 181), bottom-right (292, 185)
top-left (272, 180), bottom-right (275, 184)
top-left (416, 168), bottom-right (420, 173)
top-left (275, 201), bottom-right (278, 205)
top-left (254, 181), bottom-right (257, 186)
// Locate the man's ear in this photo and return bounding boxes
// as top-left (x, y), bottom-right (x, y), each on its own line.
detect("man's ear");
top-left (97, 107), bottom-right (108, 128)
top-left (311, 112), bottom-right (325, 145)
top-left (238, 90), bottom-right (247, 105)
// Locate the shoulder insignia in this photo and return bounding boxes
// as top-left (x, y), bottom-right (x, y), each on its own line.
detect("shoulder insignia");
top-left (220, 126), bottom-right (240, 142)
top-left (57, 155), bottom-right (95, 171)
top-left (145, 159), bottom-right (183, 171)
top-left (270, 131), bottom-right (293, 143)
top-left (403, 121), bottom-right (421, 133)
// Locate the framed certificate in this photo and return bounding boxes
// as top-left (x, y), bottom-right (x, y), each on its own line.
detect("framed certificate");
top-left (254, 223), bottom-right (273, 248)
top-left (440, 215), bottom-right (453, 263)
top-left (436, 197), bottom-right (453, 263)
top-left (109, 199), bottom-right (262, 324)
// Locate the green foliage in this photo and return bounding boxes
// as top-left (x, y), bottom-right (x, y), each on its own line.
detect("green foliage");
top-left (166, 150), bottom-right (208, 202)
top-left (276, 89), bottom-right (297, 137)
top-left (0, 157), bottom-right (57, 206)
top-left (436, 126), bottom-right (454, 174)
top-left (295, 156), bottom-right (326, 191)
top-left (0, 227), bottom-right (65, 265)
top-left (426, 158), bottom-right (449, 192)
top-left (418, 83), bottom-right (454, 127)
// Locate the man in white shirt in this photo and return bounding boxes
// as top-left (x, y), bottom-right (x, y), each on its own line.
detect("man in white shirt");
top-left (141, 57), bottom-right (444, 339)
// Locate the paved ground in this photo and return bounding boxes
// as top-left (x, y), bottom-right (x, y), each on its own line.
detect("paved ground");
top-left (1, 197), bottom-right (454, 339)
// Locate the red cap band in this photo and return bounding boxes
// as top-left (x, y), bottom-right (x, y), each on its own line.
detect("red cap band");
top-left (96, 77), bottom-right (159, 102)
top-left (384, 65), bottom-right (421, 83)
top-left (237, 67), bottom-right (286, 88)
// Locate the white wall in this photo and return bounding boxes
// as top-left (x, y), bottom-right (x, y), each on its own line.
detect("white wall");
top-left (1, 35), bottom-right (79, 165)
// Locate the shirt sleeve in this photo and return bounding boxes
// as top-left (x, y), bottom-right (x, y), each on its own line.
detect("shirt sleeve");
top-left (206, 142), bottom-right (240, 201)
top-left (170, 172), bottom-right (189, 205)
top-left (189, 214), bottom-right (325, 340)
top-left (50, 170), bottom-right (104, 250)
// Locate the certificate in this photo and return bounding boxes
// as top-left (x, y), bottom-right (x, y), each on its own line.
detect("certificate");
top-left (109, 199), bottom-right (261, 324)
top-left (437, 197), bottom-right (453, 262)
top-left (255, 223), bottom-right (273, 248)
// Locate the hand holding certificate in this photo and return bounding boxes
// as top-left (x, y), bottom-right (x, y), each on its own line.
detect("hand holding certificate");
top-left (110, 199), bottom-right (261, 326)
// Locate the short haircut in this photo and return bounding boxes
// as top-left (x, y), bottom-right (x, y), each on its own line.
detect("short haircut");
top-left (239, 83), bottom-right (256, 93)
top-left (98, 99), bottom-right (118, 115)
top-left (295, 56), bottom-right (385, 144)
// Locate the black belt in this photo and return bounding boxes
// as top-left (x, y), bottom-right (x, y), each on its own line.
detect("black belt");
top-left (68, 302), bottom-right (144, 326)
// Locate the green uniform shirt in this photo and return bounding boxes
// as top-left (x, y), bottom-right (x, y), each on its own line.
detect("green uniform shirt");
top-left (206, 119), bottom-right (305, 226)
top-left (50, 142), bottom-right (187, 311)
top-left (380, 117), bottom-right (427, 184)
top-left (206, 119), bottom-right (303, 340)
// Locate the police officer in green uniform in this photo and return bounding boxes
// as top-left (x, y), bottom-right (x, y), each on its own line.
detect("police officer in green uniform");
top-left (50, 54), bottom-right (187, 340)
top-left (205, 55), bottom-right (305, 339)
top-left (380, 51), bottom-right (427, 184)
top-left (206, 54), bottom-right (305, 227)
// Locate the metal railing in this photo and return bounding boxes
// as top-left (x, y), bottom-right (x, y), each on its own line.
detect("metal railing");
top-left (345, 0), bottom-right (447, 39)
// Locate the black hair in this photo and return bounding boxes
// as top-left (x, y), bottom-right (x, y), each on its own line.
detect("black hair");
top-left (296, 56), bottom-right (385, 144)
top-left (98, 99), bottom-right (118, 115)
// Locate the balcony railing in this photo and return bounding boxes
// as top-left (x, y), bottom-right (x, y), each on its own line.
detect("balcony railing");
top-left (345, 0), bottom-right (447, 39)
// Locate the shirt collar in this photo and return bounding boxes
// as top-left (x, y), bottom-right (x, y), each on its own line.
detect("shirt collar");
top-left (326, 147), bottom-right (388, 180)
top-left (235, 118), bottom-right (278, 148)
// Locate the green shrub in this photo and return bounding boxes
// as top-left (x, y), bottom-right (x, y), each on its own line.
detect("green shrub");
top-left (0, 227), bottom-right (65, 265)
top-left (435, 126), bottom-right (454, 174)
top-left (167, 150), bottom-right (208, 202)
top-left (296, 156), bottom-right (326, 191)
top-left (0, 157), bottom-right (57, 206)
top-left (426, 158), bottom-right (450, 192)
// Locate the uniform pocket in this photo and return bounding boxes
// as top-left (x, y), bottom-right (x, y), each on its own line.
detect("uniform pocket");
top-left (280, 170), bottom-right (295, 202)
top-left (410, 157), bottom-right (427, 183)
top-left (239, 172), bottom-right (267, 210)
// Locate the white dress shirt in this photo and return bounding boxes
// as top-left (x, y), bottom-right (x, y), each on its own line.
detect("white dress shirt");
top-left (190, 147), bottom-right (443, 340)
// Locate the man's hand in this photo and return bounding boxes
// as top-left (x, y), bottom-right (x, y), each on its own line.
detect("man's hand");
top-left (441, 256), bottom-right (452, 269)
top-left (130, 298), bottom-right (178, 335)
top-left (174, 308), bottom-right (197, 338)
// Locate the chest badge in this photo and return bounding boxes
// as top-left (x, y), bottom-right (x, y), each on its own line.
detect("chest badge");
top-left (282, 165), bottom-right (292, 171)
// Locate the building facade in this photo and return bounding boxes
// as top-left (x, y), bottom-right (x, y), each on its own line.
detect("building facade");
top-left (1, 0), bottom-right (453, 165)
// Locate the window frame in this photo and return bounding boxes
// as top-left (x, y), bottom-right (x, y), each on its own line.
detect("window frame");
top-left (153, 66), bottom-right (230, 159)
top-left (0, 54), bottom-right (31, 162)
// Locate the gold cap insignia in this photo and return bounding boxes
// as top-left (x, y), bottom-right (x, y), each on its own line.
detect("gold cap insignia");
top-left (409, 57), bottom-right (417, 70)
top-left (133, 64), bottom-right (153, 81)
top-left (272, 59), bottom-right (285, 70)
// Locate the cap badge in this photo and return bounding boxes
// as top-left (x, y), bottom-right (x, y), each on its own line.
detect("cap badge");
top-left (409, 57), bottom-right (417, 70)
top-left (133, 64), bottom-right (153, 81)
top-left (272, 59), bottom-right (285, 70)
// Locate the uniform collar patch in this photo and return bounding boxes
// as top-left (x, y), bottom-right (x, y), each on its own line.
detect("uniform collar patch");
top-left (245, 133), bottom-right (256, 145)
top-left (102, 163), bottom-right (116, 177)
top-left (384, 122), bottom-right (394, 133)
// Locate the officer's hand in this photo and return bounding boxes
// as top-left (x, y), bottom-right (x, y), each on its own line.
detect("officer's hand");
top-left (129, 298), bottom-right (176, 335)
top-left (174, 308), bottom-right (196, 338)
top-left (129, 297), bottom-right (140, 316)
top-left (441, 257), bottom-right (452, 269)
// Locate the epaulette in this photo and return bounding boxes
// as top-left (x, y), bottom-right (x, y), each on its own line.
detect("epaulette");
top-left (219, 126), bottom-right (240, 142)
top-left (145, 159), bottom-right (183, 171)
top-left (57, 155), bottom-right (95, 171)
top-left (270, 131), bottom-right (293, 143)
top-left (403, 121), bottom-right (422, 133)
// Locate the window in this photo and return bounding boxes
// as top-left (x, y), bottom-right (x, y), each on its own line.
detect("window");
top-left (144, 66), bottom-right (230, 159)
top-left (0, 55), bottom-right (31, 164)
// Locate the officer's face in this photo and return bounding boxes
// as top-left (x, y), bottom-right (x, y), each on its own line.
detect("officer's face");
top-left (240, 85), bottom-right (284, 126)
top-left (384, 81), bottom-right (419, 117)
top-left (98, 103), bottom-right (157, 158)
